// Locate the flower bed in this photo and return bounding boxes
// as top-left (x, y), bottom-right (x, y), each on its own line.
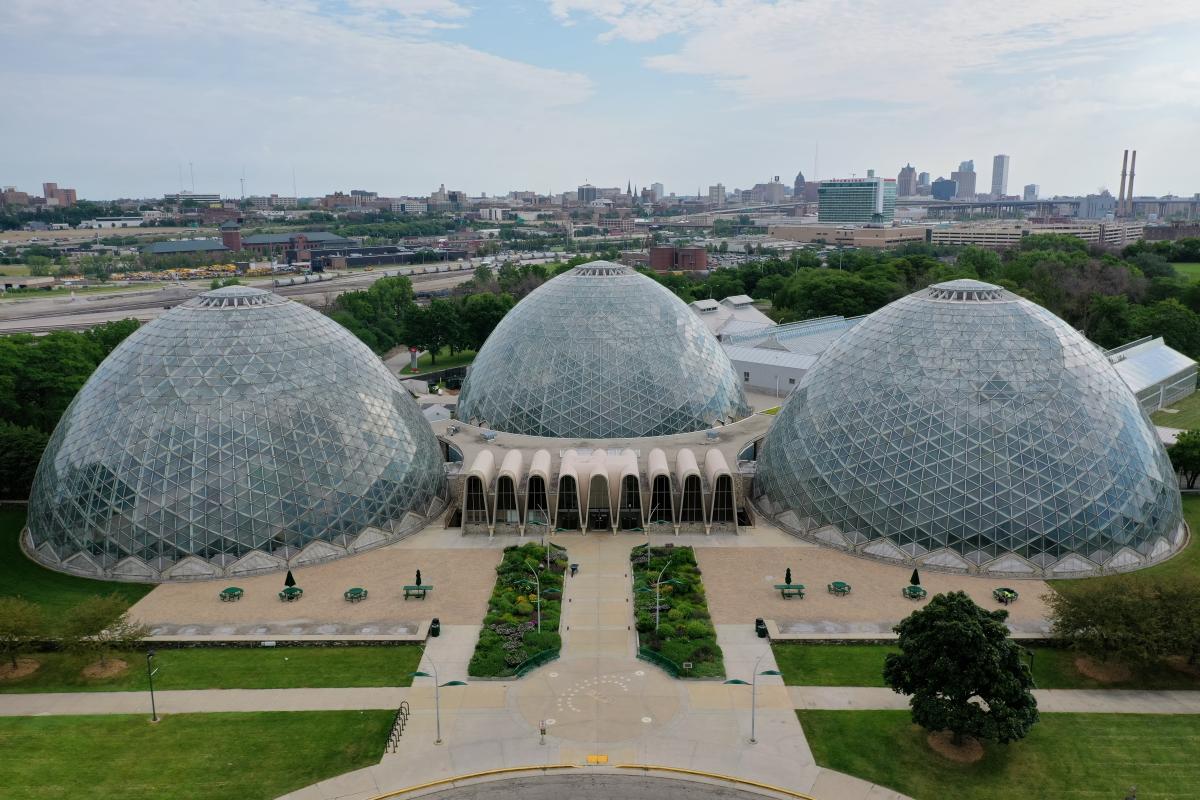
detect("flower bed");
top-left (631, 544), bottom-right (724, 678)
top-left (467, 542), bottom-right (566, 677)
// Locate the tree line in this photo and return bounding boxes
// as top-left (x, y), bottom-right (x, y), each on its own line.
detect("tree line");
top-left (0, 320), bottom-right (140, 498)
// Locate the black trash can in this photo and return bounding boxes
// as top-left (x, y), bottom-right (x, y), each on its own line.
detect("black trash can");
top-left (755, 617), bottom-right (768, 639)
top-left (429, 617), bottom-right (441, 638)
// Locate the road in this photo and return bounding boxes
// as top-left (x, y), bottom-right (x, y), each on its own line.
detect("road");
top-left (0, 262), bottom-right (495, 334)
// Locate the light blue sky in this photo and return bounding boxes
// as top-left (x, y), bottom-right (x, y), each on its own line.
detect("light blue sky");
top-left (2, 0), bottom-right (1198, 200)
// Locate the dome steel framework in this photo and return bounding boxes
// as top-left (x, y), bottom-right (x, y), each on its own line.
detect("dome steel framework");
top-left (456, 261), bottom-right (751, 438)
top-left (754, 280), bottom-right (1184, 577)
top-left (26, 286), bottom-right (446, 581)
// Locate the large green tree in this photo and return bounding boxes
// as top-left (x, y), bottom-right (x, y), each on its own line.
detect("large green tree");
top-left (459, 292), bottom-right (514, 351)
top-left (0, 597), bottom-right (45, 669)
top-left (0, 422), bottom-right (50, 499)
top-left (1132, 299), bottom-right (1200, 359)
top-left (883, 591), bottom-right (1038, 745)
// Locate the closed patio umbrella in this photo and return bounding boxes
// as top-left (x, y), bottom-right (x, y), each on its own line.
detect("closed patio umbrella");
top-left (284, 570), bottom-right (296, 588)
top-left (909, 568), bottom-right (920, 586)
top-left (415, 569), bottom-right (422, 587)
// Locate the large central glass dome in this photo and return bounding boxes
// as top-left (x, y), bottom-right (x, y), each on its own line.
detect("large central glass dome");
top-left (26, 286), bottom-right (446, 581)
top-left (456, 261), bottom-right (751, 438)
top-left (754, 279), bottom-right (1183, 577)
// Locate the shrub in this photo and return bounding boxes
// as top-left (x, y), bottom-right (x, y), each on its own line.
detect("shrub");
top-left (468, 542), bottom-right (566, 677)
top-left (631, 545), bottom-right (724, 677)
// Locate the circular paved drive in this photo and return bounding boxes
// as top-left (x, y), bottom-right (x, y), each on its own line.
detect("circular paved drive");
top-left (411, 772), bottom-right (777, 800)
top-left (514, 656), bottom-right (683, 743)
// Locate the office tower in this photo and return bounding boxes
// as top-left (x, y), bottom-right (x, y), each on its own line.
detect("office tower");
top-left (931, 177), bottom-right (957, 201)
top-left (991, 154), bottom-right (1010, 197)
top-left (817, 176), bottom-right (897, 223)
top-left (1023, 184), bottom-right (1038, 202)
top-left (897, 164), bottom-right (917, 197)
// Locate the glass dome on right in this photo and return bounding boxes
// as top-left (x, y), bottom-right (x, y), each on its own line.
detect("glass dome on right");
top-left (753, 279), bottom-right (1185, 577)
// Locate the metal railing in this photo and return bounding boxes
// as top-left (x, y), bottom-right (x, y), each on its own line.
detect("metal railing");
top-left (513, 648), bottom-right (560, 678)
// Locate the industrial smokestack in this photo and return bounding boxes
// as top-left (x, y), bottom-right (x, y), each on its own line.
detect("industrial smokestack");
top-left (1117, 149), bottom-right (1129, 217)
top-left (1126, 150), bottom-right (1137, 217)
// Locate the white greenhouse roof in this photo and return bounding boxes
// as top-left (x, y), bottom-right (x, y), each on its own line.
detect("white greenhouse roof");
top-left (1107, 337), bottom-right (1197, 394)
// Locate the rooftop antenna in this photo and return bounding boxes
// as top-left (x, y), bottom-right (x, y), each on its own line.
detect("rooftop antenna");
top-left (189, 162), bottom-right (195, 192)
top-left (240, 165), bottom-right (246, 201)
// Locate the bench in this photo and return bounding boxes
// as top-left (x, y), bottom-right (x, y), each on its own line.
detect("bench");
top-left (403, 585), bottom-right (432, 600)
top-left (902, 585), bottom-right (927, 600)
top-left (219, 586), bottom-right (243, 602)
top-left (773, 583), bottom-right (805, 599)
top-left (344, 587), bottom-right (368, 602)
top-left (827, 581), bottom-right (851, 596)
top-left (279, 586), bottom-right (303, 602)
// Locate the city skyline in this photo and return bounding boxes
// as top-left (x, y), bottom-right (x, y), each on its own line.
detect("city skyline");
top-left (3, 0), bottom-right (1200, 199)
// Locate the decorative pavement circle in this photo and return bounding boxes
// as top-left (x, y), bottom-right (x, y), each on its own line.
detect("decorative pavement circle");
top-left (514, 656), bottom-right (683, 743)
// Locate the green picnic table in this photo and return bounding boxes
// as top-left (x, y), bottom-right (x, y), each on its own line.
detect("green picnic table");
top-left (993, 587), bottom-right (1018, 605)
top-left (404, 584), bottom-right (432, 600)
top-left (902, 585), bottom-right (927, 600)
top-left (219, 586), bottom-right (243, 602)
top-left (773, 583), bottom-right (805, 599)
top-left (344, 587), bottom-right (368, 602)
top-left (279, 586), bottom-right (303, 602)
top-left (827, 581), bottom-right (851, 596)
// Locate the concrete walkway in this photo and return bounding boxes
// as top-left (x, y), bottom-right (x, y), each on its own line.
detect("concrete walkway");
top-left (788, 686), bottom-right (1200, 713)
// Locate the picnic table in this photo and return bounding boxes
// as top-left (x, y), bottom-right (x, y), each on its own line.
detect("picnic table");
top-left (993, 587), bottom-right (1019, 605)
top-left (774, 583), bottom-right (805, 599)
top-left (279, 586), bottom-right (303, 602)
top-left (827, 581), bottom-right (851, 596)
top-left (902, 585), bottom-right (927, 600)
top-left (404, 584), bottom-right (432, 600)
top-left (344, 587), bottom-right (368, 603)
top-left (219, 586), bottom-right (243, 602)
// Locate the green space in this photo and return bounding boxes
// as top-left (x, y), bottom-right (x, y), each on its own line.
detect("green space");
top-left (1050, 494), bottom-right (1200, 597)
top-left (1171, 262), bottom-right (1200, 281)
top-left (468, 542), bottom-right (565, 677)
top-left (761, 406), bottom-right (781, 415)
top-left (799, 710), bottom-right (1200, 800)
top-left (415, 347), bottom-right (476, 371)
top-left (1152, 391), bottom-right (1200, 430)
top-left (0, 264), bottom-right (31, 276)
top-left (632, 544), bottom-right (725, 679)
top-left (0, 710), bottom-right (392, 800)
top-left (771, 642), bottom-right (1199, 690)
top-left (0, 645), bottom-right (422, 694)
top-left (0, 507), bottom-right (153, 614)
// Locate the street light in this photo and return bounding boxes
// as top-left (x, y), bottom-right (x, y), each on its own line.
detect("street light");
top-left (146, 649), bottom-right (159, 723)
top-left (410, 661), bottom-right (467, 745)
top-left (724, 654), bottom-right (782, 743)
top-left (522, 559), bottom-right (542, 633)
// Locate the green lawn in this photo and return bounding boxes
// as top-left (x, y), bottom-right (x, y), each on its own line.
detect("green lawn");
top-left (0, 506), bottom-right (154, 614)
top-left (1151, 390), bottom-right (1200, 430)
top-left (0, 645), bottom-right (422, 693)
top-left (414, 347), bottom-right (476, 372)
top-left (1050, 494), bottom-right (1200, 598)
top-left (0, 264), bottom-right (32, 276)
top-left (0, 711), bottom-right (391, 800)
top-left (771, 643), bottom-right (1199, 690)
top-left (799, 710), bottom-right (1200, 800)
top-left (1171, 262), bottom-right (1200, 281)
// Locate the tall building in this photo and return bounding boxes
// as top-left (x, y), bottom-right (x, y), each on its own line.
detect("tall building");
top-left (950, 163), bottom-right (976, 198)
top-left (650, 182), bottom-right (664, 201)
top-left (991, 154), bottom-right (1010, 197)
top-left (793, 171), bottom-right (806, 199)
top-left (577, 184), bottom-right (599, 204)
top-left (917, 171), bottom-right (930, 187)
top-left (42, 182), bottom-right (77, 208)
top-left (1080, 191), bottom-right (1117, 220)
top-left (1023, 184), bottom-right (1039, 202)
top-left (931, 177), bottom-right (957, 201)
top-left (817, 176), bottom-right (897, 223)
top-left (708, 184), bottom-right (725, 207)
top-left (897, 164), bottom-right (917, 197)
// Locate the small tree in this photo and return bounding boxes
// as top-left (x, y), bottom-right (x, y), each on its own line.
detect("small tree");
top-left (0, 597), bottom-right (45, 668)
top-left (884, 591), bottom-right (1038, 746)
top-left (61, 595), bottom-right (148, 667)
top-left (1168, 430), bottom-right (1200, 489)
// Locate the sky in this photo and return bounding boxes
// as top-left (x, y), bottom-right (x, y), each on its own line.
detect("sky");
top-left (3, 0), bottom-right (1200, 201)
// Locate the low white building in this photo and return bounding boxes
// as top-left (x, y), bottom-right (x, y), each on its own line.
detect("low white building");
top-left (1106, 337), bottom-right (1197, 413)
top-left (79, 217), bottom-right (144, 229)
top-left (688, 294), bottom-right (775, 337)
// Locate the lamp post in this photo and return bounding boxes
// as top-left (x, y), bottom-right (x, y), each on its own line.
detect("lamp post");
top-left (724, 655), bottom-right (782, 744)
top-left (524, 559), bottom-right (542, 633)
top-left (146, 649), bottom-right (159, 723)
top-left (411, 661), bottom-right (467, 745)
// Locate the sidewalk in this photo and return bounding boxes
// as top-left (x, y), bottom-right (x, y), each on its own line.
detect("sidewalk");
top-left (788, 686), bottom-right (1200, 714)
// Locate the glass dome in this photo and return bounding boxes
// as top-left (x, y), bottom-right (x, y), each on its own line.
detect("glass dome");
top-left (456, 261), bottom-right (751, 438)
top-left (754, 280), bottom-right (1183, 577)
top-left (26, 286), bottom-right (446, 581)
